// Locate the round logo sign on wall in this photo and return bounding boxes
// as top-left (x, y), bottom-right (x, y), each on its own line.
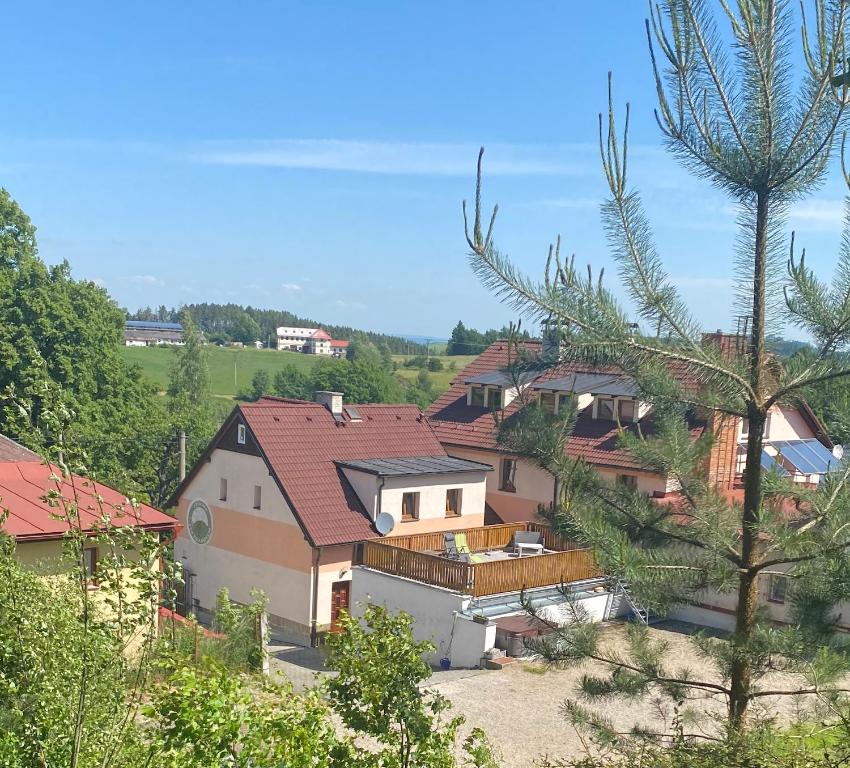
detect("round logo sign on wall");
top-left (187, 499), bottom-right (213, 545)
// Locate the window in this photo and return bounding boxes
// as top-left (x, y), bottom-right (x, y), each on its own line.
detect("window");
top-left (557, 393), bottom-right (574, 413)
top-left (486, 388), bottom-right (502, 410)
top-left (445, 488), bottom-right (462, 517)
top-left (237, 424), bottom-right (247, 445)
top-left (83, 547), bottom-right (98, 583)
top-left (401, 492), bottom-right (419, 521)
top-left (219, 478), bottom-right (228, 501)
top-left (500, 458), bottom-right (517, 492)
top-left (616, 474), bottom-right (638, 491)
top-left (597, 397), bottom-right (615, 420)
top-left (539, 392), bottom-right (557, 413)
top-left (470, 386), bottom-right (486, 407)
top-left (253, 485), bottom-right (262, 510)
top-left (618, 399), bottom-right (636, 422)
top-left (768, 575), bottom-right (788, 604)
top-left (741, 418), bottom-right (749, 437)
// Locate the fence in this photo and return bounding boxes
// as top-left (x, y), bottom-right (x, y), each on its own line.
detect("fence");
top-left (359, 521), bottom-right (600, 598)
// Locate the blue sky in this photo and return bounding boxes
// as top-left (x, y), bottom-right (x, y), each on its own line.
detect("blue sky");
top-left (1, 2), bottom-right (847, 340)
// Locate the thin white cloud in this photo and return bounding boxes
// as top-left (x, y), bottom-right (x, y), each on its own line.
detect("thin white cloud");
top-left (127, 274), bottom-right (163, 285)
top-left (192, 139), bottom-right (596, 177)
top-left (334, 298), bottom-right (366, 310)
top-left (515, 197), bottom-right (601, 210)
top-left (281, 282), bottom-right (302, 292)
top-left (789, 199), bottom-right (846, 225)
top-left (669, 276), bottom-right (735, 289)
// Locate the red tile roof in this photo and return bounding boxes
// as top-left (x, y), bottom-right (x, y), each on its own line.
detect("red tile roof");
top-left (426, 340), bottom-right (707, 472)
top-left (330, 339), bottom-right (349, 347)
top-left (311, 329), bottom-right (332, 340)
top-left (0, 458), bottom-right (178, 541)
top-left (239, 398), bottom-right (451, 546)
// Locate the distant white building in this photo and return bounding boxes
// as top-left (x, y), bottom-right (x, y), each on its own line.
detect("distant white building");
top-left (276, 327), bottom-right (347, 356)
top-left (124, 320), bottom-right (184, 346)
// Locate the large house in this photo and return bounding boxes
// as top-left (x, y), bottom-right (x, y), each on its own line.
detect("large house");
top-left (426, 337), bottom-right (837, 524)
top-left (276, 326), bottom-right (348, 355)
top-left (425, 336), bottom-right (842, 632)
top-left (171, 393), bottom-right (494, 645)
top-left (0, 433), bottom-right (179, 634)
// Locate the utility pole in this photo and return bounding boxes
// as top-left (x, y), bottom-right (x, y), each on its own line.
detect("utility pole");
top-left (178, 430), bottom-right (186, 481)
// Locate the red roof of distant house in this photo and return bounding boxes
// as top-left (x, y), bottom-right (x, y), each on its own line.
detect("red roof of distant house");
top-left (330, 339), bottom-right (349, 348)
top-left (0, 434), bottom-right (40, 463)
top-left (425, 340), bottom-right (706, 472)
top-left (0, 438), bottom-right (178, 540)
top-left (311, 329), bottom-right (332, 340)
top-left (232, 398), bottom-right (453, 546)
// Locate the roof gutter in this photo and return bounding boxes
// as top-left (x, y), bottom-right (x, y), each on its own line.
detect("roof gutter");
top-left (310, 546), bottom-right (322, 648)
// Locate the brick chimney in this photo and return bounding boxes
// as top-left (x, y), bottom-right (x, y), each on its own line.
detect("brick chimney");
top-left (705, 411), bottom-right (739, 490)
top-left (315, 391), bottom-right (343, 415)
top-left (702, 330), bottom-right (750, 361)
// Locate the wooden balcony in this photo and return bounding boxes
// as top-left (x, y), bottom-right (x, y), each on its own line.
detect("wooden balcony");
top-left (358, 522), bottom-right (600, 598)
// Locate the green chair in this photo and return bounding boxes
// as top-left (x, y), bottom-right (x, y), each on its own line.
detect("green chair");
top-left (454, 533), bottom-right (486, 564)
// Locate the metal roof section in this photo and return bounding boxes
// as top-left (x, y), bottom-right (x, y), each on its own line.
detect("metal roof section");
top-left (464, 369), bottom-right (539, 388)
top-left (770, 439), bottom-right (840, 475)
top-left (533, 372), bottom-right (639, 397)
top-left (125, 320), bottom-right (183, 331)
top-left (336, 455), bottom-right (493, 477)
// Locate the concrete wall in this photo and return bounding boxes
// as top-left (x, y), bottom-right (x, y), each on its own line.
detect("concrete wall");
top-left (175, 449), bottom-right (315, 643)
top-left (351, 566), bottom-right (473, 665)
top-left (452, 614), bottom-right (497, 668)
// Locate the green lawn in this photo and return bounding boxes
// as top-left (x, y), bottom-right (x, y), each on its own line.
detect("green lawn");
top-left (121, 345), bottom-right (322, 398)
top-left (392, 355), bottom-right (476, 392)
top-left (122, 346), bottom-right (478, 404)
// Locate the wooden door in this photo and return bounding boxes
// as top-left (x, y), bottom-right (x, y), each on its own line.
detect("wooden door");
top-left (330, 581), bottom-right (350, 633)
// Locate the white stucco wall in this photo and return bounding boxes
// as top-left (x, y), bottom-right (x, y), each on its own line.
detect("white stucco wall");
top-left (342, 468), bottom-right (379, 520)
top-left (380, 471), bottom-right (487, 528)
top-left (175, 449), bottom-right (314, 638)
top-left (351, 567), bottom-right (473, 664)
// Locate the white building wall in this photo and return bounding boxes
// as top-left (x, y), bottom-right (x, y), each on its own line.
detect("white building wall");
top-left (351, 567), bottom-right (473, 665)
top-left (380, 471), bottom-right (487, 528)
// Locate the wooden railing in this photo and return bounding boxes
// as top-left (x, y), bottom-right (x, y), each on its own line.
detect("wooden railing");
top-left (384, 522), bottom-right (577, 554)
top-left (468, 548), bottom-right (599, 597)
top-left (359, 522), bottom-right (601, 599)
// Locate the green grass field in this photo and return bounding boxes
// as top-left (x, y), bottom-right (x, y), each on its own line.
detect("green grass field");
top-left (121, 345), bottom-right (322, 397)
top-left (121, 346), bottom-right (478, 403)
top-left (392, 355), bottom-right (476, 392)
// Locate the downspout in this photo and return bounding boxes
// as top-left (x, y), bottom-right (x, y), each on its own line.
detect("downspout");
top-left (310, 546), bottom-right (321, 647)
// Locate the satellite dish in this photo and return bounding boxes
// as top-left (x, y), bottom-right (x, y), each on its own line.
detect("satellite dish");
top-left (375, 512), bottom-right (395, 535)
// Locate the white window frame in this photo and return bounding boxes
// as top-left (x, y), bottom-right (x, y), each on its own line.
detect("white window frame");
top-left (237, 424), bottom-right (247, 445)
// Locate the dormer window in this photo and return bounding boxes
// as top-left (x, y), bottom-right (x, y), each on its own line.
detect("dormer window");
top-left (539, 392), bottom-right (557, 413)
top-left (486, 388), bottom-right (502, 410)
top-left (470, 386), bottom-right (486, 407)
top-left (618, 399), bottom-right (636, 422)
top-left (597, 396), bottom-right (615, 420)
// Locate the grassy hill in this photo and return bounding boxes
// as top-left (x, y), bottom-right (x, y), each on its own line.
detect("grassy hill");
top-left (121, 345), bottom-right (321, 398)
top-left (122, 346), bottom-right (478, 402)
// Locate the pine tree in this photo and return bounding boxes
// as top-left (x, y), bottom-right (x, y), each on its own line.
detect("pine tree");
top-left (467, 0), bottom-right (850, 735)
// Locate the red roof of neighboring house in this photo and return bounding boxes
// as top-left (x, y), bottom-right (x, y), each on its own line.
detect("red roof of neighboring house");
top-left (311, 329), bottom-right (332, 340)
top-left (330, 339), bottom-right (349, 348)
top-left (425, 340), bottom-right (706, 472)
top-left (0, 434), bottom-right (40, 463)
top-left (235, 398), bottom-right (453, 546)
top-left (0, 453), bottom-right (178, 541)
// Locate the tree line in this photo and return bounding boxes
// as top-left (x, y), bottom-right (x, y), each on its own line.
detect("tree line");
top-left (129, 302), bottom-right (428, 354)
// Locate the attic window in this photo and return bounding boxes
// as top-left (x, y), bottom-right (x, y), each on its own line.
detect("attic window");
top-left (597, 397), bottom-right (615, 420)
top-left (539, 392), bottom-right (557, 413)
top-left (486, 388), bottom-right (502, 410)
top-left (237, 424), bottom-right (246, 445)
top-left (618, 399), bottom-right (636, 422)
top-left (470, 386), bottom-right (486, 407)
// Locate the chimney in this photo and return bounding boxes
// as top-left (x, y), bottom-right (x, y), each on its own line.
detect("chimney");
top-left (315, 391), bottom-right (344, 415)
top-left (705, 412), bottom-right (739, 490)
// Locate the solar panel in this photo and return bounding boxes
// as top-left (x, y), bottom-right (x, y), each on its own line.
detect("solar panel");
top-left (771, 439), bottom-right (838, 475)
top-left (760, 451), bottom-right (789, 476)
